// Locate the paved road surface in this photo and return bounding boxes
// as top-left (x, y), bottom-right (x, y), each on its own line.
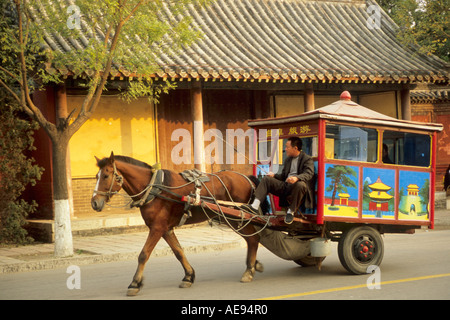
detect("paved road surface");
top-left (1, 229), bottom-right (449, 302)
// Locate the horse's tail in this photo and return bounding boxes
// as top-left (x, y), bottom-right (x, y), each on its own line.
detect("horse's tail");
top-left (247, 175), bottom-right (259, 188)
top-left (247, 175), bottom-right (271, 214)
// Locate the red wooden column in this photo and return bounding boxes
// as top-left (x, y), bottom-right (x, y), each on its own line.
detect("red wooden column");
top-left (190, 81), bottom-right (205, 171)
top-left (304, 83), bottom-right (315, 112)
top-left (400, 86), bottom-right (411, 121)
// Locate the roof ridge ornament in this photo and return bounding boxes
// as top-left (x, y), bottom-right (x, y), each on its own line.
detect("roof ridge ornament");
top-left (340, 91), bottom-right (352, 101)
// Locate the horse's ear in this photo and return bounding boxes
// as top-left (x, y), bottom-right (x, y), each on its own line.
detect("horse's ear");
top-left (94, 156), bottom-right (101, 166)
top-left (109, 151), bottom-right (115, 164)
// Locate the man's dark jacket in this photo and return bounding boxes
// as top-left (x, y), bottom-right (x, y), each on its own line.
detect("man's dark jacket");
top-left (274, 151), bottom-right (315, 209)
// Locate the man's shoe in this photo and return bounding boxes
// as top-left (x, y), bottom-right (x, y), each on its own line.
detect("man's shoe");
top-left (240, 204), bottom-right (259, 215)
top-left (284, 212), bottom-right (294, 224)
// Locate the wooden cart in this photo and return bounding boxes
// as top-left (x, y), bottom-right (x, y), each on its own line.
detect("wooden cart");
top-left (185, 92), bottom-right (443, 275)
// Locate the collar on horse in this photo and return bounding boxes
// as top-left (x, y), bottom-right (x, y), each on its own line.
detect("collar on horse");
top-left (131, 169), bottom-right (166, 208)
top-left (131, 168), bottom-right (210, 208)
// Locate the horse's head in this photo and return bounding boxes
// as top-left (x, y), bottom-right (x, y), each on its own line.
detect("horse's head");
top-left (91, 151), bottom-right (124, 212)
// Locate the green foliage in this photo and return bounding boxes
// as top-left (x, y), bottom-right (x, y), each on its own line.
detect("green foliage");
top-left (419, 179), bottom-right (430, 206)
top-left (0, 92), bottom-right (43, 245)
top-left (32, 0), bottom-right (212, 102)
top-left (1, 0), bottom-right (213, 122)
top-left (378, 0), bottom-right (449, 62)
top-left (0, 0), bottom-right (61, 92)
top-left (325, 165), bottom-right (357, 192)
top-left (120, 78), bottom-right (177, 104)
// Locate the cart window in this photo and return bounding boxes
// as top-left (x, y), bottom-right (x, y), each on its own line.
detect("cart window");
top-left (279, 136), bottom-right (318, 162)
top-left (326, 124), bottom-right (378, 162)
top-left (274, 137), bottom-right (318, 175)
top-left (382, 131), bottom-right (430, 167)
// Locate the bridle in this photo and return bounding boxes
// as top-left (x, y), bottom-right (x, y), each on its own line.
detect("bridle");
top-left (95, 162), bottom-right (124, 200)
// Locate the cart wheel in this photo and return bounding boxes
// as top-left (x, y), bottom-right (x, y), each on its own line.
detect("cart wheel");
top-left (294, 255), bottom-right (325, 267)
top-left (338, 226), bottom-right (384, 275)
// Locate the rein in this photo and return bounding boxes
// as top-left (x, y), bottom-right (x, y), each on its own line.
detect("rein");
top-left (96, 167), bottom-right (253, 209)
top-left (94, 165), bottom-right (265, 235)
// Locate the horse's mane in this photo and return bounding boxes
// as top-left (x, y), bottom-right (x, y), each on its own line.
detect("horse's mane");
top-left (97, 155), bottom-right (153, 170)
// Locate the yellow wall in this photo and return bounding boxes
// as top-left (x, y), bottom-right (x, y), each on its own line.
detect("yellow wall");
top-left (359, 92), bottom-right (398, 118)
top-left (68, 95), bottom-right (157, 178)
top-left (275, 95), bottom-right (355, 117)
top-left (275, 95), bottom-right (304, 117)
top-left (275, 92), bottom-right (398, 119)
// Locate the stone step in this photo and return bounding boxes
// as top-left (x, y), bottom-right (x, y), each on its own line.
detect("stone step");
top-left (26, 213), bottom-right (146, 243)
top-left (435, 191), bottom-right (447, 210)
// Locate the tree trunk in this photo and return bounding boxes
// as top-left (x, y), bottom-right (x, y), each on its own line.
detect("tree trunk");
top-left (331, 182), bottom-right (338, 206)
top-left (51, 135), bottom-right (73, 257)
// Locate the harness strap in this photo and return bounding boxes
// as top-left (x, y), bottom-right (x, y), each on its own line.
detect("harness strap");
top-left (131, 170), bottom-right (186, 208)
top-left (139, 169), bottom-right (160, 207)
top-left (131, 170), bottom-right (164, 208)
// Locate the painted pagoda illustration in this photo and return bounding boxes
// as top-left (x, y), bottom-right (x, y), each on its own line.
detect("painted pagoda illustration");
top-left (399, 184), bottom-right (423, 216)
top-left (368, 177), bottom-right (393, 218)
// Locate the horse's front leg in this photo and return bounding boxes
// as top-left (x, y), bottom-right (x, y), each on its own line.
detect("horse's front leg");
top-left (163, 229), bottom-right (195, 288)
top-left (127, 228), bottom-right (164, 296)
top-left (240, 226), bottom-right (264, 283)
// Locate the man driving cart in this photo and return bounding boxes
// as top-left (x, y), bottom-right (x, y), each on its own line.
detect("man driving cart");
top-left (241, 136), bottom-right (315, 224)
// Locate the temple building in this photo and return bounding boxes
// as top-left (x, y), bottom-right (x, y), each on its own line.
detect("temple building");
top-left (20, 0), bottom-right (448, 241)
top-left (400, 184), bottom-right (425, 216)
top-left (368, 177), bottom-right (393, 213)
top-left (338, 193), bottom-right (350, 206)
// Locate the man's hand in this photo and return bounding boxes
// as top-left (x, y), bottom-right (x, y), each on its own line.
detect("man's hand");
top-left (267, 172), bottom-right (275, 178)
top-left (286, 176), bottom-right (299, 184)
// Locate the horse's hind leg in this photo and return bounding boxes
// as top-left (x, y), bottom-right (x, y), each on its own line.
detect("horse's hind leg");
top-left (163, 229), bottom-right (195, 288)
top-left (240, 227), bottom-right (263, 283)
top-left (127, 228), bottom-right (164, 296)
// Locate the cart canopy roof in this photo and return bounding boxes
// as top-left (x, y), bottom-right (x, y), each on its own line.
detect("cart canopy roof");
top-left (248, 92), bottom-right (443, 132)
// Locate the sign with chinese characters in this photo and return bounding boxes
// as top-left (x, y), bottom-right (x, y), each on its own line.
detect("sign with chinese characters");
top-left (279, 122), bottom-right (318, 137)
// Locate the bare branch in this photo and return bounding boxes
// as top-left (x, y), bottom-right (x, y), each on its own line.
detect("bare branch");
top-left (122, 0), bottom-right (145, 25)
top-left (14, 0), bottom-right (56, 138)
top-left (0, 66), bottom-right (22, 84)
top-left (0, 78), bottom-right (22, 106)
top-left (69, 5), bottom-right (132, 137)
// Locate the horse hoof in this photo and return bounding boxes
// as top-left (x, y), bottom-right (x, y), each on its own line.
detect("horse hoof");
top-left (179, 281), bottom-right (193, 288)
top-left (126, 288), bottom-right (140, 296)
top-left (127, 279), bottom-right (143, 296)
top-left (240, 275), bottom-right (253, 283)
top-left (240, 269), bottom-right (254, 283)
top-left (255, 260), bottom-right (264, 273)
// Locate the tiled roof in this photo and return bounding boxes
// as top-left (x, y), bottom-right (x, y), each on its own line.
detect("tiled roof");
top-left (411, 89), bottom-right (450, 103)
top-left (34, 0), bottom-right (449, 84)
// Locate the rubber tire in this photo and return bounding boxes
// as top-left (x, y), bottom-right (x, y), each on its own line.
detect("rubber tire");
top-left (338, 226), bottom-right (384, 275)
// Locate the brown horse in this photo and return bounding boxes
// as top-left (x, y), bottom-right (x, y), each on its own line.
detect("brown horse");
top-left (91, 152), bottom-right (263, 296)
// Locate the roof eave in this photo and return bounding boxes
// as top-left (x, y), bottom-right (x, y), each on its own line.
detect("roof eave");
top-left (248, 111), bottom-right (444, 132)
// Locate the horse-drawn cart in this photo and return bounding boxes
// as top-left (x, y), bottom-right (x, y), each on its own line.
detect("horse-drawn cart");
top-left (182, 91), bottom-right (443, 275)
top-left (91, 91), bottom-right (443, 295)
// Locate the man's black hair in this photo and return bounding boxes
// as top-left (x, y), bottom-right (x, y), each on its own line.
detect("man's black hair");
top-left (287, 136), bottom-right (302, 150)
